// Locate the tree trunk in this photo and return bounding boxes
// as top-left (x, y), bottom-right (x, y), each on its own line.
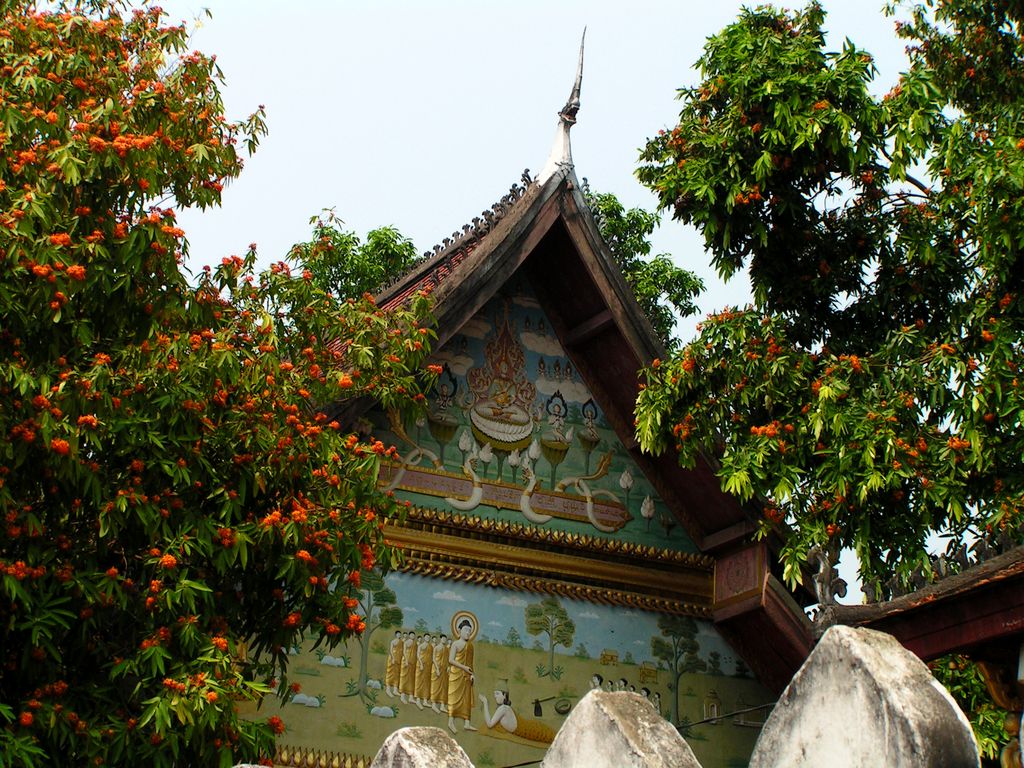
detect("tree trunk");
top-left (548, 632), bottom-right (556, 675)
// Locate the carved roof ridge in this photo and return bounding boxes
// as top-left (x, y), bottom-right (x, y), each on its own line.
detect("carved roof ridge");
top-left (829, 543), bottom-right (1024, 625)
top-left (374, 169), bottom-right (536, 301)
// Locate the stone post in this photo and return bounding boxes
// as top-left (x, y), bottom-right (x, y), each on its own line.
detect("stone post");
top-left (541, 690), bottom-right (703, 768)
top-left (369, 726), bottom-right (475, 768)
top-left (749, 625), bottom-right (980, 767)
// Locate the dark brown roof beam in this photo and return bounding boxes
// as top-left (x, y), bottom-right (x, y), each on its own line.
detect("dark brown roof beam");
top-left (563, 309), bottom-right (615, 348)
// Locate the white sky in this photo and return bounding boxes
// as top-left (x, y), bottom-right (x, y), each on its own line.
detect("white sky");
top-left (159, 1), bottom-right (912, 602)
top-left (162, 0), bottom-right (909, 342)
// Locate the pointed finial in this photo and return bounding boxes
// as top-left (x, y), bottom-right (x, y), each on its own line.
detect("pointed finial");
top-left (539, 28), bottom-right (586, 182)
top-left (560, 27), bottom-right (585, 125)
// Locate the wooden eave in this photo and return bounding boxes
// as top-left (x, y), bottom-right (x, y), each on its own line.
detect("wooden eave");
top-left (828, 546), bottom-right (1024, 663)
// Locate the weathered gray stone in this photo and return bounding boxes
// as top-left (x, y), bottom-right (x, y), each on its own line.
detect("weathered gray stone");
top-left (541, 690), bottom-right (702, 768)
top-left (750, 625), bottom-right (980, 768)
top-left (369, 726), bottom-right (475, 768)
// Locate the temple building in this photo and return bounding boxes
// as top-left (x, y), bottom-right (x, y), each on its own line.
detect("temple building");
top-left (255, 42), bottom-right (816, 768)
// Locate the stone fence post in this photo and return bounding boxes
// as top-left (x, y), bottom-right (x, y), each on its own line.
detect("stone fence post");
top-left (369, 727), bottom-right (475, 768)
top-left (749, 624), bottom-right (980, 767)
top-left (341, 625), bottom-right (982, 768)
top-left (541, 690), bottom-right (702, 768)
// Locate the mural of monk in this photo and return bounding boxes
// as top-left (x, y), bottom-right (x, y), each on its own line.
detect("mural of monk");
top-left (384, 630), bottom-right (403, 698)
top-left (447, 616), bottom-right (477, 733)
top-left (414, 633), bottom-right (432, 709)
top-left (399, 631), bottom-right (416, 703)
top-left (431, 634), bottom-right (449, 713)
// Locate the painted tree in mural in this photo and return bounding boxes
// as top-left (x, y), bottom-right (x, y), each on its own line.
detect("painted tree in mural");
top-left (288, 209), bottom-right (418, 299)
top-left (584, 188), bottom-right (704, 349)
top-left (707, 651), bottom-right (723, 676)
top-left (524, 597), bottom-right (575, 679)
top-left (634, 0), bottom-right (1024, 590)
top-left (346, 570), bottom-right (403, 704)
top-left (650, 615), bottom-right (702, 725)
top-left (505, 627), bottom-right (524, 648)
top-left (0, 2), bottom-right (435, 764)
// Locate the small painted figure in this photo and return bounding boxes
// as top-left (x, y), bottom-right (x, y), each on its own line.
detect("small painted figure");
top-left (447, 619), bottom-right (477, 733)
top-left (431, 634), bottom-right (449, 713)
top-left (399, 631), bottom-right (417, 703)
top-left (414, 633), bottom-right (433, 709)
top-left (478, 687), bottom-right (555, 744)
top-left (384, 630), bottom-right (403, 697)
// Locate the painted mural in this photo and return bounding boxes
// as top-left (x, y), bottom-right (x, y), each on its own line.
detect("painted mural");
top-left (241, 572), bottom-right (772, 768)
top-left (240, 276), bottom-right (774, 767)
top-left (370, 277), bottom-right (696, 553)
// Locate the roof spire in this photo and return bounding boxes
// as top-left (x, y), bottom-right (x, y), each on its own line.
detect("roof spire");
top-left (538, 28), bottom-right (585, 183)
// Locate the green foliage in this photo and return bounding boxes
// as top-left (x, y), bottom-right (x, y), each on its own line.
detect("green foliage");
top-left (635, 0), bottom-right (1024, 589)
top-left (929, 655), bottom-right (1009, 759)
top-left (0, 3), bottom-right (436, 765)
top-left (505, 626), bottom-right (523, 648)
top-left (289, 209), bottom-right (417, 299)
top-left (584, 188), bottom-right (703, 349)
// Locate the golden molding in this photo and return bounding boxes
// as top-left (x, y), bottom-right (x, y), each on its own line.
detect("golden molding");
top-left (386, 525), bottom-right (711, 606)
top-left (273, 743), bottom-right (372, 767)
top-left (398, 505), bottom-right (714, 569)
top-left (398, 558), bottom-right (712, 618)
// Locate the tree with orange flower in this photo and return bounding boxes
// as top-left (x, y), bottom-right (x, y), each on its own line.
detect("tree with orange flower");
top-left (634, 3), bottom-right (1023, 753)
top-left (636, 0), bottom-right (1023, 592)
top-left (0, 2), bottom-right (434, 765)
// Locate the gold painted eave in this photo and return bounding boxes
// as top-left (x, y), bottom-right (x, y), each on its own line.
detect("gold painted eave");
top-left (383, 521), bottom-right (714, 612)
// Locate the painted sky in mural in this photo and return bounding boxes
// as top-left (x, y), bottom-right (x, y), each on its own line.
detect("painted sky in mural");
top-left (372, 276), bottom-right (694, 552)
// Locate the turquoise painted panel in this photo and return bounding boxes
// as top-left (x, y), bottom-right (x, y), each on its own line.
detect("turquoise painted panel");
top-left (371, 276), bottom-right (696, 552)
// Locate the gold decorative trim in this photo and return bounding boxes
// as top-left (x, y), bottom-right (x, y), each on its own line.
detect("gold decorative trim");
top-left (398, 557), bottom-right (712, 619)
top-left (399, 505), bottom-right (713, 569)
top-left (273, 743), bottom-right (372, 767)
top-left (387, 525), bottom-right (711, 605)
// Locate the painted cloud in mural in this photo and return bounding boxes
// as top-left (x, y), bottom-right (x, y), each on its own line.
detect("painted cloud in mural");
top-left (432, 348), bottom-right (474, 376)
top-left (432, 589), bottom-right (466, 602)
top-left (520, 330), bottom-right (563, 357)
top-left (459, 316), bottom-right (491, 339)
top-left (497, 595), bottom-right (528, 608)
top-left (534, 375), bottom-right (591, 404)
top-left (511, 292), bottom-right (540, 309)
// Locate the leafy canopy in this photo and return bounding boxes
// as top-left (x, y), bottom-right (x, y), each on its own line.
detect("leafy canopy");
top-left (0, 2), bottom-right (435, 765)
top-left (634, 0), bottom-right (1024, 593)
top-left (585, 187), bottom-right (704, 349)
top-left (288, 208), bottom-right (417, 300)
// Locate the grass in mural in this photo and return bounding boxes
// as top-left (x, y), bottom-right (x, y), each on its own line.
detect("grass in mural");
top-left (293, 666), bottom-right (322, 677)
top-left (535, 664), bottom-right (564, 680)
top-left (241, 638), bottom-right (766, 768)
top-left (335, 722), bottom-right (363, 739)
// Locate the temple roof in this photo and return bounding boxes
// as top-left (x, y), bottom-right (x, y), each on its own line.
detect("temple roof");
top-left (353, 45), bottom-right (816, 691)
